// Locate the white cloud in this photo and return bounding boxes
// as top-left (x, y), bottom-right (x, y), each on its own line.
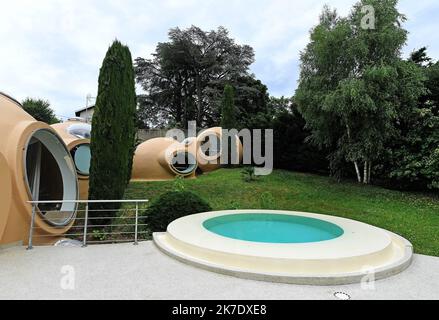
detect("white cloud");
top-left (0, 0), bottom-right (438, 118)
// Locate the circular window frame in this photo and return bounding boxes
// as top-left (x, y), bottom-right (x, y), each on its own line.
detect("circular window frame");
top-left (70, 143), bottom-right (91, 177)
top-left (170, 151), bottom-right (197, 176)
top-left (23, 129), bottom-right (79, 227)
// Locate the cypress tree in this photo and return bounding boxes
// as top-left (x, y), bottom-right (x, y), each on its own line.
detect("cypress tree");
top-left (220, 84), bottom-right (238, 166)
top-left (88, 40), bottom-right (137, 225)
top-left (220, 84), bottom-right (237, 129)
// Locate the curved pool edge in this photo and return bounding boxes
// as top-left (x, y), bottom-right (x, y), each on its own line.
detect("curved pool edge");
top-left (153, 210), bottom-right (414, 285)
top-left (153, 230), bottom-right (413, 286)
top-left (202, 213), bottom-right (345, 243)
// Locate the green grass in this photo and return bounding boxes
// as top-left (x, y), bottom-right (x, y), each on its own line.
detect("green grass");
top-left (124, 168), bottom-right (439, 256)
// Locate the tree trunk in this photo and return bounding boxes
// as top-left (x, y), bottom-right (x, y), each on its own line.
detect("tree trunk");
top-left (354, 161), bottom-right (362, 183)
top-left (175, 92), bottom-right (182, 126)
top-left (346, 123), bottom-right (362, 183)
top-left (363, 161), bottom-right (368, 184)
top-left (367, 161), bottom-right (372, 184)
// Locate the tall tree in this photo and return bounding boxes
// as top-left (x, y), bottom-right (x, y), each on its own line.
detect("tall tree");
top-left (220, 84), bottom-right (237, 129)
top-left (22, 98), bottom-right (59, 124)
top-left (233, 76), bottom-right (270, 130)
top-left (272, 97), bottom-right (329, 173)
top-left (296, 0), bottom-right (420, 184)
top-left (88, 40), bottom-right (137, 224)
top-left (382, 50), bottom-right (438, 190)
top-left (135, 26), bottom-right (255, 128)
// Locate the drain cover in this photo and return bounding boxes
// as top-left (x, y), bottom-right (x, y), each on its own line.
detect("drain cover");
top-left (54, 239), bottom-right (83, 247)
top-left (334, 292), bottom-right (351, 300)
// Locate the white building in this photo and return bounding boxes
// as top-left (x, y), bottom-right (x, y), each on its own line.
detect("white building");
top-left (75, 105), bottom-right (95, 123)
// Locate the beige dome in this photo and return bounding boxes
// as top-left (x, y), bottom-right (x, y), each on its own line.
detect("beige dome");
top-left (0, 151), bottom-right (12, 241)
top-left (51, 120), bottom-right (91, 200)
top-left (195, 127), bottom-right (243, 172)
top-left (131, 137), bottom-right (197, 181)
top-left (131, 127), bottom-right (243, 181)
top-left (0, 92), bottom-right (79, 246)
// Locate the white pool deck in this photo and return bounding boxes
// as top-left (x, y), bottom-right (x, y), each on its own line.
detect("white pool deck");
top-left (0, 241), bottom-right (438, 300)
top-left (157, 211), bottom-right (413, 285)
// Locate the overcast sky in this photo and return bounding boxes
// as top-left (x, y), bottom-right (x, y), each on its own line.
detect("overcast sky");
top-left (1, 0), bottom-right (438, 118)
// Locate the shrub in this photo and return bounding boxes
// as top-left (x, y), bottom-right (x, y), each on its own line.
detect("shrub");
top-left (173, 176), bottom-right (185, 192)
top-left (241, 166), bottom-right (257, 182)
top-left (226, 200), bottom-right (241, 210)
top-left (146, 191), bottom-right (212, 232)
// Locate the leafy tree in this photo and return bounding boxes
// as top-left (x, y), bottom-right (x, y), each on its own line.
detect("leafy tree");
top-left (296, 0), bottom-right (422, 184)
top-left (380, 51), bottom-right (439, 190)
top-left (88, 40), bottom-right (137, 224)
top-left (272, 98), bottom-right (328, 173)
top-left (425, 61), bottom-right (439, 110)
top-left (233, 76), bottom-right (270, 130)
top-left (409, 47), bottom-right (433, 67)
top-left (21, 98), bottom-right (59, 124)
top-left (387, 107), bottom-right (439, 190)
top-left (135, 26), bottom-right (255, 128)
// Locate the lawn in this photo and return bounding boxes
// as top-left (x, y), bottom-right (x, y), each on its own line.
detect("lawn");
top-left (124, 168), bottom-right (439, 257)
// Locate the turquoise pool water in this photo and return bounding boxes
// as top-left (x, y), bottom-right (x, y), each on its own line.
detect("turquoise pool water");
top-left (203, 213), bottom-right (344, 243)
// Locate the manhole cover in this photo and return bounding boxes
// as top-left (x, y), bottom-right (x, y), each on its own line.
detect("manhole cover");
top-left (334, 292), bottom-right (351, 300)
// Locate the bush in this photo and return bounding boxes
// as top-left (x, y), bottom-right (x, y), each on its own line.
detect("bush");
top-left (241, 166), bottom-right (257, 182)
top-left (146, 191), bottom-right (212, 232)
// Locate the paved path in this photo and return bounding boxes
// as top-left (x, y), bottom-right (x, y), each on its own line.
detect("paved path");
top-left (0, 242), bottom-right (438, 300)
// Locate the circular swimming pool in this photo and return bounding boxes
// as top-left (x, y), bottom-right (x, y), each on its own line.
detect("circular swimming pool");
top-left (203, 213), bottom-right (344, 243)
top-left (154, 210), bottom-right (413, 285)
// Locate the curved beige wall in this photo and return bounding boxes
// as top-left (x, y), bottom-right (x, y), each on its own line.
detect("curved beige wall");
top-left (132, 137), bottom-right (197, 181)
top-left (131, 127), bottom-right (243, 181)
top-left (51, 121), bottom-right (90, 200)
top-left (0, 152), bottom-right (12, 241)
top-left (196, 127), bottom-right (243, 173)
top-left (0, 93), bottom-right (78, 246)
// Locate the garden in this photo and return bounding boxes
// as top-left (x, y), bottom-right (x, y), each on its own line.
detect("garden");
top-left (123, 168), bottom-right (439, 257)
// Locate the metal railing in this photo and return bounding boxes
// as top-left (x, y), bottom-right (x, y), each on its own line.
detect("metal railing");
top-left (27, 200), bottom-right (149, 250)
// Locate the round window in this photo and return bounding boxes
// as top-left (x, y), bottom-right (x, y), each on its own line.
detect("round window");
top-left (171, 152), bottom-right (197, 175)
top-left (25, 129), bottom-right (78, 226)
top-left (71, 144), bottom-right (91, 176)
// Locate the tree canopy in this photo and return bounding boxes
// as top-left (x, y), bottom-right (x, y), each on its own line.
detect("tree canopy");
top-left (135, 26), bottom-right (259, 129)
top-left (295, 0), bottom-right (424, 184)
top-left (21, 98), bottom-right (59, 124)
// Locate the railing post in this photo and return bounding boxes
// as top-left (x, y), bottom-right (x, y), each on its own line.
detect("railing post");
top-left (134, 202), bottom-right (139, 245)
top-left (27, 203), bottom-right (37, 250)
top-left (82, 203), bottom-right (89, 247)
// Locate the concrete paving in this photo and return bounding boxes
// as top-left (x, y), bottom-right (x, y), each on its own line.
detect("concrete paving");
top-left (0, 241), bottom-right (438, 300)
